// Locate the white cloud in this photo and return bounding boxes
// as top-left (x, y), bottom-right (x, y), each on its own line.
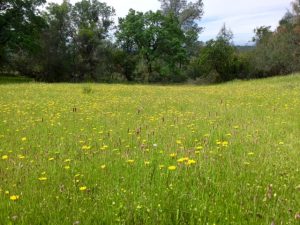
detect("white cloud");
top-left (47, 0), bottom-right (292, 45)
top-left (200, 0), bottom-right (291, 44)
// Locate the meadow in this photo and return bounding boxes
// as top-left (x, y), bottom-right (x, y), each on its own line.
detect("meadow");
top-left (0, 74), bottom-right (299, 225)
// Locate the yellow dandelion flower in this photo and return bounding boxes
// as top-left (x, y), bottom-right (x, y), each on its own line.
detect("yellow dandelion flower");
top-left (82, 145), bottom-right (91, 150)
top-left (10, 195), bottom-right (20, 201)
top-left (2, 155), bottom-right (8, 160)
top-left (18, 155), bottom-right (25, 159)
top-left (38, 177), bottom-right (47, 181)
top-left (101, 164), bottom-right (106, 169)
top-left (176, 140), bottom-right (182, 144)
top-left (64, 159), bottom-right (71, 163)
top-left (186, 159), bottom-right (196, 165)
top-left (248, 152), bottom-right (255, 156)
top-left (222, 141), bottom-right (229, 147)
top-left (169, 153), bottom-right (177, 158)
top-left (79, 186), bottom-right (87, 191)
top-left (127, 159), bottom-right (134, 164)
top-left (159, 165), bottom-right (165, 169)
top-left (21, 137), bottom-right (27, 141)
top-left (168, 166), bottom-right (176, 171)
top-left (64, 166), bottom-right (70, 170)
top-left (177, 157), bottom-right (189, 163)
top-left (196, 146), bottom-right (203, 150)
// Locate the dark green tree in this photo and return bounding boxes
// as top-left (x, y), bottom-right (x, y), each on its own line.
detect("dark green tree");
top-left (39, 0), bottom-right (74, 82)
top-left (159, 0), bottom-right (204, 56)
top-left (116, 10), bottom-right (187, 82)
top-left (197, 25), bottom-right (239, 82)
top-left (0, 0), bottom-right (46, 70)
top-left (71, 0), bottom-right (115, 81)
top-left (250, 0), bottom-right (300, 77)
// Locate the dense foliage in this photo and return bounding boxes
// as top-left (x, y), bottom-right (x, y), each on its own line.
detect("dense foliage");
top-left (0, 0), bottom-right (299, 82)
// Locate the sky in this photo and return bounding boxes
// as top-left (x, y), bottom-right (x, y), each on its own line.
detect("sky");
top-left (48, 0), bottom-right (292, 45)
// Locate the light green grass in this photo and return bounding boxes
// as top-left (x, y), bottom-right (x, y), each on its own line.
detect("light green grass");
top-left (0, 74), bottom-right (299, 224)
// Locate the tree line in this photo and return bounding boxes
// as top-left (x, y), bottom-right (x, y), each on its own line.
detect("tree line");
top-left (0, 0), bottom-right (299, 83)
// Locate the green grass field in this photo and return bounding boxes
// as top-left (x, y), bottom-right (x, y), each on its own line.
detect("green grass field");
top-left (0, 75), bottom-right (299, 224)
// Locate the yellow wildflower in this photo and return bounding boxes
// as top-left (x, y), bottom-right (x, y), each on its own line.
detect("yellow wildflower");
top-left (82, 145), bottom-right (91, 150)
top-left (186, 159), bottom-right (196, 165)
top-left (10, 195), bottom-right (20, 201)
top-left (176, 140), bottom-right (182, 144)
top-left (222, 141), bottom-right (229, 147)
top-left (2, 155), bottom-right (8, 160)
top-left (79, 186), bottom-right (87, 191)
top-left (64, 165), bottom-right (70, 170)
top-left (18, 155), bottom-right (25, 159)
top-left (159, 165), bottom-right (165, 169)
top-left (168, 166), bottom-right (177, 171)
top-left (177, 157), bottom-right (189, 163)
top-left (169, 153), bottom-right (177, 158)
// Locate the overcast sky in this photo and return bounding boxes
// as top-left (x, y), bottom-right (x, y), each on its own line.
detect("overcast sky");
top-left (48, 0), bottom-right (292, 45)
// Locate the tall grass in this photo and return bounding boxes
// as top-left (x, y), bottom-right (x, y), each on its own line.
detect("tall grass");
top-left (0, 74), bottom-right (299, 224)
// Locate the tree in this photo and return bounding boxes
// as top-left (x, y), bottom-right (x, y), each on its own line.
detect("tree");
top-left (197, 25), bottom-right (239, 82)
top-left (250, 0), bottom-right (300, 77)
top-left (71, 0), bottom-right (115, 81)
top-left (217, 24), bottom-right (234, 43)
top-left (0, 0), bottom-right (46, 69)
top-left (159, 0), bottom-right (203, 30)
top-left (116, 9), bottom-right (187, 82)
top-left (159, 0), bottom-right (203, 56)
top-left (252, 26), bottom-right (272, 44)
top-left (37, 0), bottom-right (74, 82)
